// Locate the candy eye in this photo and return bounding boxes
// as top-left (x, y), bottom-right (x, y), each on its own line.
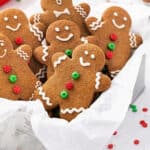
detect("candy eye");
top-left (84, 50), bottom-right (88, 55)
top-left (14, 16), bottom-right (18, 20)
top-left (91, 54), bottom-right (95, 59)
top-left (55, 27), bottom-right (60, 32)
top-left (64, 26), bottom-right (69, 31)
top-left (113, 12), bottom-right (118, 17)
top-left (4, 17), bottom-right (9, 22)
top-left (123, 17), bottom-right (127, 21)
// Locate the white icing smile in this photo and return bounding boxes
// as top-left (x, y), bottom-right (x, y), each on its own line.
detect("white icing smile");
top-left (6, 23), bottom-right (21, 32)
top-left (79, 57), bottom-right (90, 67)
top-left (56, 33), bottom-right (74, 42)
top-left (0, 49), bottom-right (7, 58)
top-left (112, 19), bottom-right (125, 29)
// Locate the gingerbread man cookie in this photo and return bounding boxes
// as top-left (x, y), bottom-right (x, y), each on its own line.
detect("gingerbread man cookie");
top-left (86, 6), bottom-right (143, 78)
top-left (34, 19), bottom-right (98, 77)
top-left (33, 43), bottom-right (111, 121)
top-left (0, 8), bottom-right (46, 74)
top-left (30, 0), bottom-right (90, 35)
top-left (0, 33), bottom-right (37, 100)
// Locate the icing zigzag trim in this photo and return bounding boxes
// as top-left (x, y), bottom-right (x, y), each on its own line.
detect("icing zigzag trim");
top-left (129, 32), bottom-right (137, 48)
top-left (33, 13), bottom-right (40, 24)
top-left (81, 37), bottom-right (88, 44)
top-left (30, 24), bottom-right (43, 42)
top-left (41, 39), bottom-right (49, 62)
top-left (61, 107), bottom-right (85, 114)
top-left (110, 70), bottom-right (120, 78)
top-left (17, 48), bottom-right (29, 60)
top-left (75, 5), bottom-right (87, 18)
top-left (89, 19), bottom-right (104, 31)
top-left (36, 65), bottom-right (47, 80)
top-left (54, 55), bottom-right (67, 68)
top-left (95, 72), bottom-right (101, 89)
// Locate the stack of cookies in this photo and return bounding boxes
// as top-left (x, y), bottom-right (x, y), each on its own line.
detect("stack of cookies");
top-left (0, 0), bottom-right (142, 121)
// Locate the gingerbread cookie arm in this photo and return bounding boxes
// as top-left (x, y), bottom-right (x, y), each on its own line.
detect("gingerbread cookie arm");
top-left (86, 17), bottom-right (104, 34)
top-left (95, 72), bottom-right (111, 92)
top-left (74, 3), bottom-right (90, 19)
top-left (129, 32), bottom-right (143, 49)
top-left (52, 52), bottom-right (70, 71)
top-left (15, 45), bottom-right (32, 62)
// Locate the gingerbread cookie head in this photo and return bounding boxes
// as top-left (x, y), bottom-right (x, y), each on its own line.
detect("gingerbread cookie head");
top-left (41, 0), bottom-right (73, 10)
top-left (46, 19), bottom-right (80, 45)
top-left (0, 34), bottom-right (37, 100)
top-left (102, 6), bottom-right (131, 31)
top-left (72, 44), bottom-right (105, 72)
top-left (0, 33), bottom-right (13, 57)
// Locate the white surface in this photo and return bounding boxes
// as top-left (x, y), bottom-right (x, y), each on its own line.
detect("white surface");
top-left (0, 0), bottom-right (150, 150)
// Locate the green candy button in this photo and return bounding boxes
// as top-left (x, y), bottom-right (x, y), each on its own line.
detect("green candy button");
top-left (107, 42), bottom-right (116, 51)
top-left (65, 49), bottom-right (72, 57)
top-left (72, 71), bottom-right (80, 80)
top-left (9, 74), bottom-right (17, 83)
top-left (60, 90), bottom-right (69, 99)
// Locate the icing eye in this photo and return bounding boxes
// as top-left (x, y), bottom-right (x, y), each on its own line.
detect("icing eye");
top-left (55, 27), bottom-right (60, 32)
top-left (113, 12), bottom-right (118, 17)
top-left (64, 26), bottom-right (69, 31)
top-left (14, 16), bottom-right (18, 20)
top-left (4, 17), bottom-right (9, 22)
top-left (84, 51), bottom-right (88, 55)
top-left (0, 43), bottom-right (4, 46)
top-left (123, 17), bottom-right (127, 21)
top-left (91, 54), bottom-right (95, 59)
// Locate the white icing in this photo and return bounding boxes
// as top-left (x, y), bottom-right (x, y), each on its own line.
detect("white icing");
top-left (16, 48), bottom-right (30, 61)
top-left (129, 32), bottom-right (137, 48)
top-left (95, 72), bottom-right (101, 89)
top-left (38, 86), bottom-right (52, 106)
top-left (61, 107), bottom-right (85, 114)
top-left (41, 39), bottom-right (49, 62)
top-left (36, 65), bottom-right (47, 80)
top-left (75, 5), bottom-right (87, 18)
top-left (53, 8), bottom-right (70, 18)
top-left (4, 17), bottom-right (8, 21)
top-left (0, 40), bottom-right (4, 46)
top-left (56, 33), bottom-right (74, 42)
top-left (110, 70), bottom-right (120, 78)
top-left (30, 24), bottom-right (43, 41)
top-left (84, 50), bottom-right (88, 55)
top-left (0, 49), bottom-right (7, 58)
top-left (123, 17), bottom-right (127, 21)
top-left (89, 19), bottom-right (104, 31)
top-left (56, 0), bottom-right (62, 5)
top-left (81, 37), bottom-right (88, 44)
top-left (6, 23), bottom-right (21, 32)
top-left (33, 14), bottom-right (40, 24)
top-left (35, 81), bottom-right (42, 89)
top-left (79, 57), bottom-right (90, 67)
top-left (54, 55), bottom-right (67, 68)
top-left (14, 16), bottom-right (18, 19)
top-left (64, 26), bottom-right (69, 31)
top-left (91, 54), bottom-right (95, 59)
top-left (113, 12), bottom-right (118, 17)
top-left (55, 27), bottom-right (60, 32)
top-left (112, 19), bottom-right (125, 29)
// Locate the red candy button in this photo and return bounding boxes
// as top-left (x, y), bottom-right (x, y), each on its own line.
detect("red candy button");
top-left (107, 144), bottom-right (114, 149)
top-left (106, 51), bottom-right (113, 59)
top-left (15, 37), bottom-right (23, 45)
top-left (13, 85), bottom-right (21, 94)
top-left (110, 33), bottom-right (118, 41)
top-left (134, 139), bottom-right (140, 145)
top-left (65, 82), bottom-right (74, 90)
top-left (3, 65), bottom-right (12, 73)
top-left (142, 107), bottom-right (148, 112)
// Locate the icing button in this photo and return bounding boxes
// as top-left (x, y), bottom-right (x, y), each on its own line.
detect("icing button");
top-left (15, 37), bottom-right (23, 45)
top-left (110, 33), bottom-right (118, 41)
top-left (106, 51), bottom-right (113, 59)
top-left (60, 90), bottom-right (69, 99)
top-left (3, 65), bottom-right (12, 73)
top-left (65, 82), bottom-right (74, 90)
top-left (9, 74), bottom-right (17, 83)
top-left (107, 42), bottom-right (116, 51)
top-left (72, 71), bottom-right (80, 80)
top-left (13, 85), bottom-right (21, 94)
top-left (65, 49), bottom-right (72, 57)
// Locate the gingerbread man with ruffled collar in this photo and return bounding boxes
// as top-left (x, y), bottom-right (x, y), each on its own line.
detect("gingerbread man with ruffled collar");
top-left (86, 6), bottom-right (143, 78)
